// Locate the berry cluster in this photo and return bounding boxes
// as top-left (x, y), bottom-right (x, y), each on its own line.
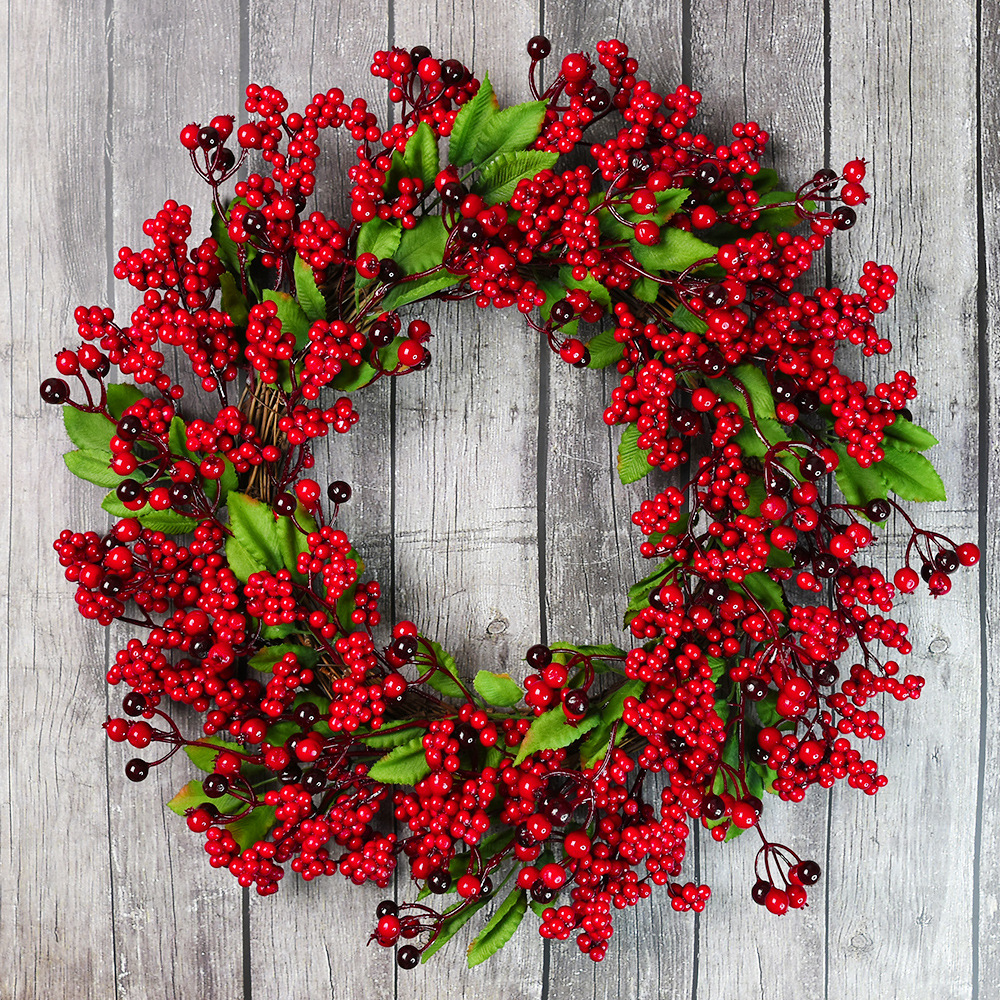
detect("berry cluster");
top-left (41, 34), bottom-right (976, 971)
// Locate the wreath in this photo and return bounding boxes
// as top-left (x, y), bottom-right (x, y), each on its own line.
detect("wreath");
top-left (41, 35), bottom-right (978, 970)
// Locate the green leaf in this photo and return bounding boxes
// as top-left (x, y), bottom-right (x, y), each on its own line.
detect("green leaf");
top-left (467, 888), bottom-right (528, 967)
top-left (228, 805), bottom-right (277, 852)
top-left (422, 896), bottom-right (493, 962)
top-left (557, 267), bottom-right (612, 311)
top-left (294, 255), bottom-right (327, 322)
top-left (63, 449), bottom-right (119, 488)
top-left (550, 643), bottom-right (628, 672)
top-left (624, 559), bottom-right (677, 624)
top-left (473, 670), bottom-right (523, 707)
top-left (393, 215), bottom-right (449, 277)
top-left (473, 150), bottom-right (559, 204)
top-left (379, 270), bottom-right (462, 313)
top-left (63, 383), bottom-right (144, 450)
top-left (262, 290), bottom-right (311, 350)
top-left (367, 735), bottom-right (432, 786)
top-left (356, 216), bottom-right (403, 264)
top-left (833, 444), bottom-right (889, 507)
top-left (403, 121), bottom-right (440, 190)
top-left (584, 330), bottom-right (621, 370)
top-left (733, 417), bottom-right (792, 460)
top-left (617, 422), bottom-right (654, 485)
top-left (579, 678), bottom-right (646, 767)
top-left (226, 492), bottom-right (282, 572)
top-left (630, 227), bottom-right (716, 274)
top-left (714, 365), bottom-right (777, 420)
top-left (418, 638), bottom-right (466, 699)
top-left (883, 415), bottom-right (938, 452)
top-left (248, 643), bottom-right (320, 673)
top-left (632, 275), bottom-right (660, 303)
top-left (513, 705), bottom-right (598, 767)
top-left (356, 722), bottom-right (420, 750)
top-left (211, 203), bottom-right (244, 276)
top-left (752, 192), bottom-right (804, 232)
top-left (354, 217), bottom-right (404, 307)
top-left (474, 99), bottom-right (548, 165)
top-left (274, 503), bottom-right (317, 583)
top-left (752, 168), bottom-right (780, 195)
top-left (448, 74), bottom-right (498, 166)
top-left (184, 736), bottom-right (244, 773)
top-left (876, 448), bottom-right (947, 502)
top-left (100, 494), bottom-right (198, 533)
top-left (167, 779), bottom-right (244, 818)
top-left (671, 304), bottom-right (708, 334)
top-left (739, 572), bottom-right (787, 614)
top-left (219, 272), bottom-right (250, 327)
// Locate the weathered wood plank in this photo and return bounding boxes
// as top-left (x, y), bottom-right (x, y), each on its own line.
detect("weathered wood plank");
top-left (102, 5), bottom-right (247, 998)
top-left (388, 3), bottom-right (548, 996)
top-left (0, 3), bottom-right (118, 999)
top-left (686, 3), bottom-right (830, 998)
top-left (977, 3), bottom-right (998, 997)
top-left (242, 2), bottom-right (398, 997)
top-left (827, 1), bottom-right (980, 997)
top-left (539, 6), bottom-right (697, 999)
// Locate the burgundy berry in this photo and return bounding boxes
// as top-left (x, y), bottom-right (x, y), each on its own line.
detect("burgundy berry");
top-left (328, 480), bottom-right (352, 504)
top-left (40, 378), bottom-right (70, 404)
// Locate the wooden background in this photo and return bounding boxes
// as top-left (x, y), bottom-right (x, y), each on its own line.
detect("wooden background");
top-left (1, 0), bottom-right (994, 997)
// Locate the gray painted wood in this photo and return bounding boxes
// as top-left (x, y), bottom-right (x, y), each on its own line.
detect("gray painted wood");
top-left (104, 5), bottom-right (246, 999)
top-left (825, 3), bottom-right (981, 998)
top-left (0, 4), bottom-right (119, 999)
top-left (2, 0), bottom-right (993, 998)
top-left (243, 3), bottom-right (398, 997)
top-left (687, 4), bottom-right (830, 999)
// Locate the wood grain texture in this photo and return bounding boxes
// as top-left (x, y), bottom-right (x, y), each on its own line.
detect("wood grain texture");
top-left (390, 4), bottom-right (548, 995)
top-left (243, 2), bottom-right (397, 996)
top-left (104, 4), bottom-right (246, 998)
top-left (0, 4), bottom-right (119, 999)
top-left (1, 0), bottom-right (992, 997)
top-left (687, 3), bottom-right (830, 999)
top-left (538, 6), bottom-right (696, 999)
top-left (978, 1), bottom-right (997, 997)
top-left (825, 3), bottom-right (980, 998)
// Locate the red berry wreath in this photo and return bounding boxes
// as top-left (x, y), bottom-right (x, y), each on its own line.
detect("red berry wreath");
top-left (41, 35), bottom-right (978, 968)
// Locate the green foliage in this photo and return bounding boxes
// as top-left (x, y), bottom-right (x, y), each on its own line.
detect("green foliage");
top-left (513, 704), bottom-right (598, 766)
top-left (448, 74), bottom-right (498, 166)
top-left (367, 735), bottom-right (432, 785)
top-left (713, 365), bottom-right (777, 420)
top-left (585, 329), bottom-right (622, 369)
top-left (228, 805), bottom-right (278, 852)
top-left (882, 414), bottom-right (938, 452)
top-left (403, 121), bottom-right (440, 189)
top-left (473, 670), bottom-right (523, 707)
top-left (168, 780), bottom-right (243, 818)
top-left (474, 150), bottom-right (560, 204)
top-left (63, 449), bottom-right (119, 488)
top-left (472, 99), bottom-right (547, 164)
top-left (467, 888), bottom-right (528, 967)
top-left (224, 491), bottom-right (316, 583)
top-left (100, 494), bottom-right (198, 534)
top-left (419, 638), bottom-right (466, 698)
top-left (184, 736), bottom-right (243, 772)
top-left (293, 255), bottom-right (326, 322)
top-left (262, 290), bottom-right (311, 350)
top-left (355, 722), bottom-right (421, 750)
top-left (248, 643), bottom-right (320, 673)
top-left (579, 678), bottom-right (646, 767)
top-left (877, 447), bottom-right (946, 502)
top-left (617, 422), bottom-right (654, 485)
top-left (833, 445), bottom-right (889, 507)
top-left (63, 384), bottom-right (144, 451)
top-left (630, 227), bottom-right (716, 273)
